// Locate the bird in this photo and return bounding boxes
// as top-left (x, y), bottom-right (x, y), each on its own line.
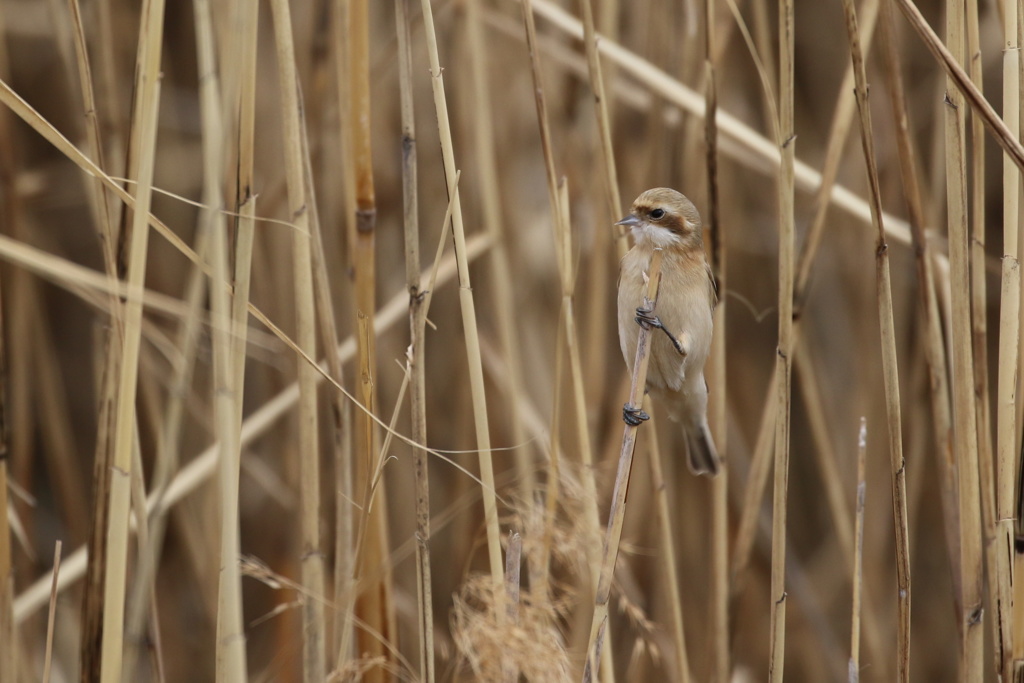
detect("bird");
top-left (616, 188), bottom-right (721, 477)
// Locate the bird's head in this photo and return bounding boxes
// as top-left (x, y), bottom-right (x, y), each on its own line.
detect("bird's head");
top-left (616, 188), bottom-right (703, 249)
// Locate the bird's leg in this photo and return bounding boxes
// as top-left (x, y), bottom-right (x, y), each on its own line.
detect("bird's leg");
top-left (622, 403), bottom-right (650, 426)
top-left (634, 306), bottom-right (687, 356)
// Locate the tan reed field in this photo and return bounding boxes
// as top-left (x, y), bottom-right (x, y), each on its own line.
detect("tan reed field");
top-left (0, 0), bottom-right (1022, 681)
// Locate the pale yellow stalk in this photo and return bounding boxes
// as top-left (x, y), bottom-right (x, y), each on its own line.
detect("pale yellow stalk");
top-left (768, 0), bottom-right (794, 679)
top-left (268, 0), bottom-right (326, 679)
top-left (840, 1), bottom-right (911, 676)
top-left (419, 0), bottom-right (504, 594)
top-left (583, 248), bottom-right (665, 683)
top-left (97, 0), bottom-right (164, 677)
top-left (998, 0), bottom-right (1021, 676)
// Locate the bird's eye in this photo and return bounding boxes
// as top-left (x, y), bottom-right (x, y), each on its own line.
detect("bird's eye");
top-left (650, 208), bottom-right (665, 220)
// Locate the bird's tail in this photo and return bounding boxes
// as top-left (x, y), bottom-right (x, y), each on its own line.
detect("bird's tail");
top-left (684, 419), bottom-right (721, 477)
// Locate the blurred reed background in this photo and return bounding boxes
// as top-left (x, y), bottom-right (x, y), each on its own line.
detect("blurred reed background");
top-left (0, 0), bottom-right (1021, 681)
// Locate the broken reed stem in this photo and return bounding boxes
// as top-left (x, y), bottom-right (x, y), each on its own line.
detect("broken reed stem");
top-left (849, 418), bottom-right (867, 683)
top-left (942, 0), bottom-right (985, 676)
top-left (999, 0), bottom-right (1022, 675)
top-left (579, 0), bottom-right (627, 255)
top-left (394, 0), bottom-right (434, 678)
top-left (464, 0), bottom-right (536, 502)
top-left (268, 0), bottom-right (326, 679)
top-left (768, 0), bottom-right (795, 680)
top-left (841, 1), bottom-right (911, 677)
top-left (98, 0), bottom-right (164, 676)
top-left (582, 248), bottom-right (665, 683)
top-left (503, 531), bottom-right (523, 683)
top-left (42, 540), bottom-right (61, 683)
top-left (646, 408), bottom-right (693, 683)
top-left (419, 0), bottom-right (504, 598)
top-left (188, 1), bottom-right (248, 679)
top-left (704, 0), bottom-right (730, 677)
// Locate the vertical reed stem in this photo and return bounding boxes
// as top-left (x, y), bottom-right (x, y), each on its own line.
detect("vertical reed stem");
top-left (841, 1), bottom-right (911, 676)
top-left (419, 0), bottom-right (504, 596)
top-left (849, 418), bottom-right (867, 683)
top-left (395, 0), bottom-right (433, 678)
top-left (98, 0), bottom-right (164, 677)
top-left (268, 1), bottom-right (327, 678)
top-left (768, 0), bottom-right (795, 679)
top-left (998, 0), bottom-right (1022, 677)
top-left (943, 0), bottom-right (985, 676)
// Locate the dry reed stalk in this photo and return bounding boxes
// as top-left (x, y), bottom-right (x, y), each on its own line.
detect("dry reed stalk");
top-left (268, 0), bottom-right (327, 679)
top-left (841, 1), bottom-right (911, 677)
top-left (768, 0), bottom-right (794, 680)
top-left (645, 409), bottom-right (693, 682)
top-left (223, 14), bottom-right (260, 669)
top-left (464, 0), bottom-right (536, 501)
top-left (537, 306), bottom-right (565, 604)
top-left (189, 1), bottom-right (248, 679)
top-left (300, 96), bottom-right (353, 678)
top-left (941, 0), bottom-right (985, 677)
top-left (503, 531), bottom-right (523, 683)
top-left (519, 5), bottom-right (614, 676)
top-left (878, 0), bottom-right (960, 617)
top-left (582, 248), bottom-right (665, 683)
top-left (344, 3), bottom-right (394, 672)
top-left (42, 540), bottom-right (61, 683)
top-left (230, 0), bottom-right (259, 466)
top-left (849, 418), bottom-right (866, 683)
top-left (704, 1), bottom-right (729, 677)
top-left (66, 0), bottom-right (116, 276)
top-left (965, 6), bottom-right (1002, 674)
top-left (395, 0), bottom-right (433, 678)
top-left (63, 0), bottom-right (129, 667)
top-left (731, 0), bottom-right (880, 599)
top-left (419, 0), bottom-right (504, 597)
top-left (97, 0), bottom-right (164, 677)
top-left (579, 0), bottom-right (626, 254)
top-left (998, 0), bottom-right (1022, 677)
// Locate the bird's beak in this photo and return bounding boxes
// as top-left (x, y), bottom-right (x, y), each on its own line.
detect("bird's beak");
top-left (616, 214), bottom-right (642, 228)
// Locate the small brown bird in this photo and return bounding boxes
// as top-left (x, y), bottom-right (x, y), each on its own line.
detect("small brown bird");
top-left (616, 188), bottom-right (721, 476)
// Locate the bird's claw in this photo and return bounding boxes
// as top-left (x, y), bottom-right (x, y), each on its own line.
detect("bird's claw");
top-left (634, 306), bottom-right (660, 330)
top-left (623, 403), bottom-right (650, 426)
top-left (634, 306), bottom-right (686, 356)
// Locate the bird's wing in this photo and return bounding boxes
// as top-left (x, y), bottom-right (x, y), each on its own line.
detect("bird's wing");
top-left (706, 260), bottom-right (719, 311)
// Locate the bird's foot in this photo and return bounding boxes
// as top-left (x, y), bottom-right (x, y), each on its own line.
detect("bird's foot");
top-left (634, 306), bottom-right (686, 356)
top-left (622, 403), bottom-right (650, 426)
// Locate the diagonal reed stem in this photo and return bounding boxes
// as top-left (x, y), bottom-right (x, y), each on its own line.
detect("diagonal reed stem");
top-left (583, 248), bottom-right (665, 683)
